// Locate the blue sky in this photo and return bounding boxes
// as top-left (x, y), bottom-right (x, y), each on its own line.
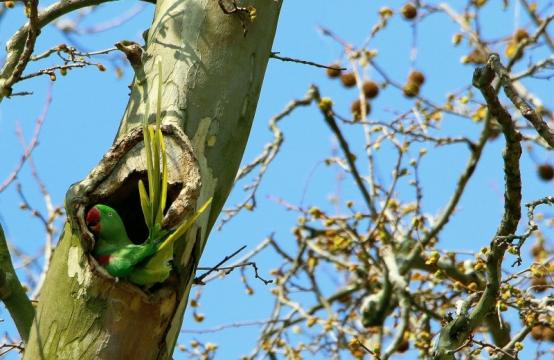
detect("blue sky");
top-left (1, 0), bottom-right (553, 359)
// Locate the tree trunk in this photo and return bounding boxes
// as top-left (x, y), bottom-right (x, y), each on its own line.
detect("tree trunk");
top-left (24, 0), bottom-right (281, 358)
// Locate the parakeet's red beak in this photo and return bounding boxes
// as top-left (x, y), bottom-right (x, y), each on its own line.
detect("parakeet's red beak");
top-left (86, 206), bottom-right (101, 235)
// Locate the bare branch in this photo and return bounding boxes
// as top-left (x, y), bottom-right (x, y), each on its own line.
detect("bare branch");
top-left (219, 87), bottom-right (316, 228)
top-left (312, 86), bottom-right (377, 216)
top-left (0, 0), bottom-right (116, 100)
top-left (194, 245), bottom-right (247, 285)
top-left (489, 54), bottom-right (554, 148)
top-left (1, 0), bottom-right (40, 96)
top-left (432, 54), bottom-right (523, 360)
top-left (0, 86), bottom-right (52, 193)
top-left (181, 319), bottom-right (285, 334)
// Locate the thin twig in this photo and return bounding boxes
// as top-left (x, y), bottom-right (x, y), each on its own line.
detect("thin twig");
top-left (312, 86), bottom-right (376, 216)
top-left (489, 54), bottom-right (554, 148)
top-left (181, 319), bottom-right (285, 334)
top-left (193, 245), bottom-right (272, 285)
top-left (270, 52), bottom-right (346, 70)
top-left (219, 87), bottom-right (316, 228)
top-left (0, 85), bottom-right (52, 193)
top-left (1, 0), bottom-right (39, 95)
top-left (0, 0), bottom-right (116, 100)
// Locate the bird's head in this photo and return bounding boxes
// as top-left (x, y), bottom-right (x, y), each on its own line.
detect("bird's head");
top-left (86, 204), bottom-right (130, 254)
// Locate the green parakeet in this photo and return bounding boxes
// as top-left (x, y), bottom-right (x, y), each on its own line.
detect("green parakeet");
top-left (85, 62), bottom-right (211, 287)
top-left (85, 200), bottom-right (210, 286)
top-left (86, 204), bottom-right (156, 281)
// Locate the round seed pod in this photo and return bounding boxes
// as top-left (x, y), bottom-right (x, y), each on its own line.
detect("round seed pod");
top-left (463, 49), bottom-right (487, 64)
top-left (351, 99), bottom-right (371, 119)
top-left (362, 80), bottom-right (380, 99)
top-left (403, 81), bottom-right (420, 98)
top-left (452, 33), bottom-right (463, 46)
top-left (514, 28), bottom-right (529, 43)
top-left (537, 163), bottom-right (554, 181)
top-left (341, 72), bottom-right (357, 88)
top-left (546, 326), bottom-right (554, 342)
top-left (397, 339), bottom-right (410, 353)
top-left (532, 325), bottom-right (554, 342)
top-left (408, 70), bottom-right (425, 86)
top-left (326, 64), bottom-right (342, 78)
top-left (531, 276), bottom-right (548, 293)
top-left (530, 242), bottom-right (544, 257)
top-left (531, 325), bottom-right (545, 341)
top-left (401, 2), bottom-right (417, 20)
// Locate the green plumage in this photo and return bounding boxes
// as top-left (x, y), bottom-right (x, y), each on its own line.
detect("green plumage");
top-left (88, 200), bottom-right (210, 286)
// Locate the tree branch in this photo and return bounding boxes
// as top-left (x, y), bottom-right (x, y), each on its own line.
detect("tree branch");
top-left (0, 85), bottom-right (52, 193)
top-left (381, 246), bottom-right (410, 360)
top-left (0, 0), bottom-right (117, 99)
top-left (518, 0), bottom-right (554, 52)
top-left (489, 54), bottom-right (554, 148)
top-left (468, 54), bottom-right (522, 326)
top-left (312, 86), bottom-right (377, 216)
top-left (401, 110), bottom-right (491, 274)
top-left (1, 0), bottom-right (39, 97)
top-left (432, 54), bottom-right (523, 359)
top-left (0, 224), bottom-right (35, 342)
top-left (219, 87), bottom-right (316, 228)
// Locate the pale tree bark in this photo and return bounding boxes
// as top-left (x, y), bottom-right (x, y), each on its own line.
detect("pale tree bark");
top-left (23, 0), bottom-right (282, 358)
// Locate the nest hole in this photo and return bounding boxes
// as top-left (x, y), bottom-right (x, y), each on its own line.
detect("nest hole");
top-left (87, 171), bottom-right (183, 244)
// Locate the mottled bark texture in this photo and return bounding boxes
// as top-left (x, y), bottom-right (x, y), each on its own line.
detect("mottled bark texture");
top-left (0, 225), bottom-right (35, 342)
top-left (24, 0), bottom-right (281, 358)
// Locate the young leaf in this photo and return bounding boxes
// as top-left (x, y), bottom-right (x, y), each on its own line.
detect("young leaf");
top-left (138, 179), bottom-right (152, 229)
top-left (143, 102), bottom-right (154, 211)
top-left (149, 126), bottom-right (160, 224)
top-left (158, 198), bottom-right (213, 252)
top-left (158, 130), bottom-right (168, 224)
top-left (139, 61), bottom-right (170, 238)
top-left (141, 101), bottom-right (154, 231)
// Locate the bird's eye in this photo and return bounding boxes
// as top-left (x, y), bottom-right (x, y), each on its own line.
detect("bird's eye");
top-left (108, 212), bottom-right (113, 217)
